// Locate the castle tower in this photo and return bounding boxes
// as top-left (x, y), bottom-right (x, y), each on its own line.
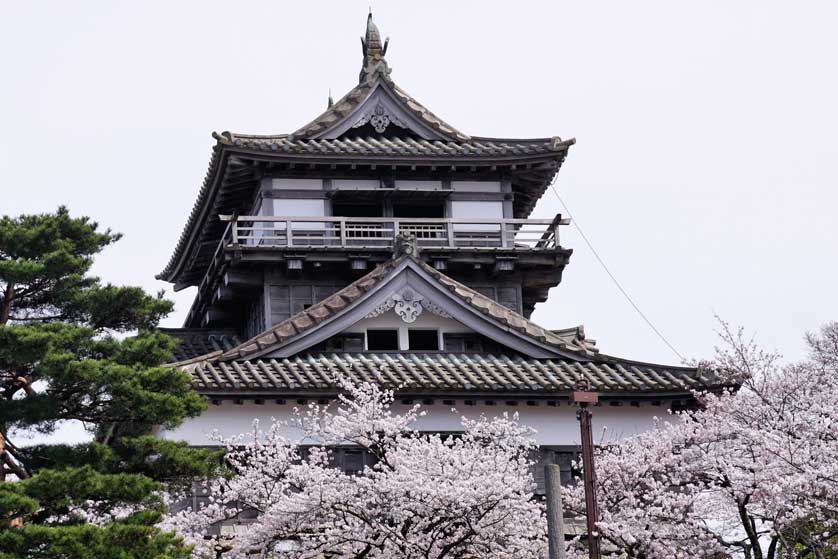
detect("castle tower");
top-left (157, 14), bottom-right (723, 494)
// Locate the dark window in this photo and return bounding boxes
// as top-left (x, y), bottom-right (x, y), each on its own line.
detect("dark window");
top-left (392, 202), bottom-right (445, 218)
top-left (342, 450), bottom-right (365, 474)
top-left (191, 481), bottom-right (211, 512)
top-left (332, 202), bottom-right (384, 218)
top-left (367, 329), bottom-right (399, 351)
top-left (532, 448), bottom-right (582, 494)
top-left (269, 283), bottom-right (343, 325)
top-left (443, 333), bottom-right (516, 355)
top-left (307, 334), bottom-right (366, 354)
top-left (408, 329), bottom-right (439, 351)
top-left (471, 285), bottom-right (520, 313)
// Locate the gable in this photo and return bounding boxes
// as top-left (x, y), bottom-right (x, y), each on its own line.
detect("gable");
top-left (312, 81), bottom-right (448, 141)
top-left (217, 256), bottom-right (594, 362)
top-left (292, 75), bottom-right (470, 143)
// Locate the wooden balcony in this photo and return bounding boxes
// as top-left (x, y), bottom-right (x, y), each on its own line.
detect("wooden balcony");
top-left (219, 214), bottom-right (569, 251)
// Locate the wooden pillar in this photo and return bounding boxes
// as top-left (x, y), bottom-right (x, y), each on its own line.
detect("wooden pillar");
top-left (578, 406), bottom-right (601, 559)
top-left (571, 390), bottom-right (601, 559)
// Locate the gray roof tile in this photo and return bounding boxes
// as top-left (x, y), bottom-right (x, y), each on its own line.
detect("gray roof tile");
top-left (183, 352), bottom-right (724, 396)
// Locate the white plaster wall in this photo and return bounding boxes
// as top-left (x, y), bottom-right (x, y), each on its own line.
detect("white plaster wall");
top-left (272, 178), bottom-right (323, 190)
top-left (332, 179), bottom-right (380, 189)
top-left (450, 201), bottom-right (504, 233)
top-left (161, 401), bottom-right (670, 447)
top-left (450, 201), bottom-right (504, 219)
top-left (450, 181), bottom-right (501, 193)
top-left (393, 180), bottom-right (442, 190)
top-left (269, 198), bottom-right (325, 230)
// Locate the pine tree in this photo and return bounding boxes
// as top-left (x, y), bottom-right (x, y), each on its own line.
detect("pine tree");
top-left (0, 207), bottom-right (219, 558)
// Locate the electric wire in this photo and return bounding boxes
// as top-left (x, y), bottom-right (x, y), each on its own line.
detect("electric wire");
top-left (548, 183), bottom-right (686, 362)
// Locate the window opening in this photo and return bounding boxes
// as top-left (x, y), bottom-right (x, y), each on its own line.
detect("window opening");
top-left (392, 202), bottom-right (445, 218)
top-left (408, 329), bottom-right (439, 351)
top-left (367, 329), bottom-right (399, 351)
top-left (332, 202), bottom-right (384, 218)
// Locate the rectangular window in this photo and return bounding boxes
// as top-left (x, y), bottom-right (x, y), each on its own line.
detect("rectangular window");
top-left (316, 334), bottom-right (365, 353)
top-left (342, 450), bottom-right (365, 475)
top-left (408, 329), bottom-right (439, 351)
top-left (328, 447), bottom-right (378, 475)
top-left (532, 448), bottom-right (581, 494)
top-left (392, 202), bottom-right (445, 218)
top-left (332, 202), bottom-right (384, 218)
top-left (269, 283), bottom-right (343, 325)
top-left (367, 329), bottom-right (399, 351)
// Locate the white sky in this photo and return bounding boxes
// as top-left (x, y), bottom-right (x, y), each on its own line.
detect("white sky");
top-left (2, 0), bottom-right (836, 375)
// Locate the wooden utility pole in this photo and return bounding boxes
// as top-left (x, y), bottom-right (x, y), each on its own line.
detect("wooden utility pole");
top-left (571, 390), bottom-right (601, 559)
top-left (545, 463), bottom-right (566, 559)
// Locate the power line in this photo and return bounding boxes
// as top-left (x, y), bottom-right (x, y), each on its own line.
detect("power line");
top-left (549, 183), bottom-right (685, 362)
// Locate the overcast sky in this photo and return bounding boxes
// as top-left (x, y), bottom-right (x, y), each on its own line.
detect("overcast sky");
top-left (2, 0), bottom-right (837, 374)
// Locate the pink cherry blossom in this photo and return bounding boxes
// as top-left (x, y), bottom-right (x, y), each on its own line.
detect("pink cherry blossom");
top-left (565, 321), bottom-right (838, 559)
top-left (164, 378), bottom-right (548, 558)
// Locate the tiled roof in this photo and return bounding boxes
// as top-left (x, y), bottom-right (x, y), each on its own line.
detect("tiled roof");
top-left (419, 260), bottom-right (598, 355)
top-left (156, 142), bottom-right (227, 284)
top-left (218, 132), bottom-right (572, 160)
top-left (209, 255), bottom-right (597, 363)
top-left (291, 55), bottom-right (469, 142)
top-left (160, 328), bottom-right (241, 363)
top-left (183, 352), bottom-right (723, 396)
top-left (157, 63), bottom-right (573, 286)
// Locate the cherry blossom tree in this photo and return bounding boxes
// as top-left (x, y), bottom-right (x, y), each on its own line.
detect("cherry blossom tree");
top-left (565, 321), bottom-right (838, 559)
top-left (164, 379), bottom-right (547, 558)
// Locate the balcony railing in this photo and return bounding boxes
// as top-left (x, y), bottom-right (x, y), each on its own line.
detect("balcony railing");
top-left (219, 214), bottom-right (568, 250)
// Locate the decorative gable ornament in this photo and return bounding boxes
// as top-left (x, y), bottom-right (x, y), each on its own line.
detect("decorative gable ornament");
top-left (365, 288), bottom-right (452, 323)
top-left (392, 289), bottom-right (422, 322)
top-left (352, 102), bottom-right (407, 133)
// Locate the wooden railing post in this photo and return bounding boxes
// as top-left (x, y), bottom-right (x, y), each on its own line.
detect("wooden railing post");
top-left (286, 220), bottom-right (293, 247)
top-left (393, 219), bottom-right (400, 240)
top-left (447, 221), bottom-right (455, 247)
top-left (339, 218), bottom-right (346, 247)
top-left (230, 220), bottom-right (239, 245)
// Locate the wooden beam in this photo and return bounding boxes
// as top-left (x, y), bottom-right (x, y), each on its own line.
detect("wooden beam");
top-left (202, 309), bottom-right (231, 326)
top-left (224, 270), bottom-right (262, 288)
top-left (213, 286), bottom-right (237, 303)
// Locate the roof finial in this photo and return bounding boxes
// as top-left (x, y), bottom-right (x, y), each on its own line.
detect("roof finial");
top-left (327, 89), bottom-right (333, 108)
top-left (393, 232), bottom-right (419, 259)
top-left (359, 11), bottom-right (390, 84)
